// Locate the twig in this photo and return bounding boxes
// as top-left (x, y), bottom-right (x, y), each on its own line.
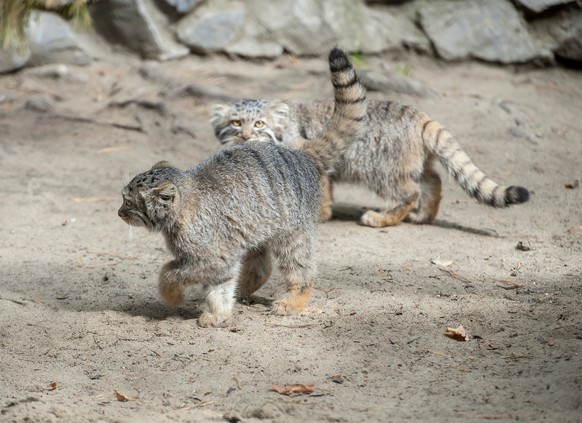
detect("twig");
top-left (170, 400), bottom-right (215, 413)
top-left (51, 113), bottom-right (144, 133)
top-left (565, 219), bottom-right (582, 234)
top-left (436, 267), bottom-right (472, 285)
top-left (267, 323), bottom-right (317, 329)
top-left (497, 279), bottom-right (525, 290)
top-left (0, 296), bottom-right (26, 306)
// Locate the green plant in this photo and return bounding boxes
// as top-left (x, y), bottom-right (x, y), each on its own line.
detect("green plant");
top-left (394, 64), bottom-right (413, 78)
top-left (0, 0), bottom-right (91, 49)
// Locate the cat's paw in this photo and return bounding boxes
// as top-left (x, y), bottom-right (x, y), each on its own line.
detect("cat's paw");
top-left (197, 311), bottom-right (231, 328)
top-left (271, 299), bottom-right (304, 316)
top-left (159, 284), bottom-right (184, 307)
top-left (359, 210), bottom-right (384, 228)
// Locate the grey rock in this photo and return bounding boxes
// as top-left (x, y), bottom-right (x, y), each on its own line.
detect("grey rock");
top-left (24, 94), bottom-right (56, 113)
top-left (359, 65), bottom-right (436, 98)
top-left (175, 0), bottom-right (426, 58)
top-left (419, 0), bottom-right (544, 64)
top-left (176, 1), bottom-right (247, 54)
top-left (25, 11), bottom-right (91, 67)
top-left (90, 0), bottom-right (189, 60)
top-left (512, 0), bottom-right (576, 14)
top-left (529, 6), bottom-right (582, 63)
top-left (163, 0), bottom-right (202, 14)
top-left (551, 8), bottom-right (582, 62)
top-left (0, 42), bottom-right (30, 73)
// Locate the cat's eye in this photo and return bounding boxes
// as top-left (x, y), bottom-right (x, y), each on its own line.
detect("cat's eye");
top-left (231, 120), bottom-right (241, 127)
top-left (254, 120), bottom-right (265, 128)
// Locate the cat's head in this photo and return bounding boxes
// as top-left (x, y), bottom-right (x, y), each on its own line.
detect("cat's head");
top-left (118, 161), bottom-right (182, 232)
top-left (210, 99), bottom-right (289, 147)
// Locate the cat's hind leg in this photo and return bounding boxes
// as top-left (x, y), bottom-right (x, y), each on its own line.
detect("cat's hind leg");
top-left (405, 167), bottom-right (442, 224)
top-left (360, 193), bottom-right (419, 228)
top-left (271, 231), bottom-right (315, 315)
top-left (319, 175), bottom-right (334, 222)
top-left (237, 247), bottom-right (272, 301)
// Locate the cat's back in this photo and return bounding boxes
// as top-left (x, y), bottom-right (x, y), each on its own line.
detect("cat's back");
top-left (191, 142), bottom-right (321, 220)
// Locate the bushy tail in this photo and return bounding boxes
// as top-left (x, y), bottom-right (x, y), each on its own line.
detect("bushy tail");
top-left (421, 117), bottom-right (529, 207)
top-left (302, 48), bottom-right (368, 175)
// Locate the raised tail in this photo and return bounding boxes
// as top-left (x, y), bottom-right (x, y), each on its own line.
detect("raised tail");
top-left (302, 48), bottom-right (368, 175)
top-left (421, 116), bottom-right (529, 207)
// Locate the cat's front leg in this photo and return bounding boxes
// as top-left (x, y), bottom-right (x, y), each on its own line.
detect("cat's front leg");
top-left (158, 259), bottom-right (190, 306)
top-left (199, 278), bottom-right (238, 328)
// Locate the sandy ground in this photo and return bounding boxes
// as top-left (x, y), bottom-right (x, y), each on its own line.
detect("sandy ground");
top-left (0, 44), bottom-right (581, 423)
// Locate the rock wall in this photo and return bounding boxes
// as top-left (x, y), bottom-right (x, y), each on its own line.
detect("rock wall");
top-left (1, 0), bottom-right (580, 73)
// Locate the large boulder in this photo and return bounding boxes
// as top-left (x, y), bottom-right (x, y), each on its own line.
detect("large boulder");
top-left (512, 0), bottom-right (577, 15)
top-left (529, 6), bottom-right (582, 63)
top-left (25, 11), bottom-right (91, 66)
top-left (0, 43), bottom-right (30, 73)
top-left (418, 0), bottom-right (547, 64)
top-left (90, 0), bottom-right (189, 60)
top-left (175, 0), bottom-right (427, 58)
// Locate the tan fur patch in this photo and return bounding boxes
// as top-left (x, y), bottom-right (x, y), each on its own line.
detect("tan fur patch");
top-left (360, 197), bottom-right (417, 228)
top-left (319, 176), bottom-right (333, 222)
top-left (272, 285), bottom-right (313, 315)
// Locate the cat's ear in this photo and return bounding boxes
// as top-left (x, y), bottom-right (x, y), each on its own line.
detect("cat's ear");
top-left (266, 100), bottom-right (289, 131)
top-left (151, 161), bottom-right (173, 170)
top-left (152, 181), bottom-right (179, 209)
top-left (210, 104), bottom-right (231, 127)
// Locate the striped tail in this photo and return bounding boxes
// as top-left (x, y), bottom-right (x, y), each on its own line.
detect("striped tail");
top-left (302, 48), bottom-right (368, 175)
top-left (421, 117), bottom-right (529, 207)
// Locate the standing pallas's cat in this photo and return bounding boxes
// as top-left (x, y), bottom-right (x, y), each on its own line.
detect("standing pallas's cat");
top-left (118, 48), bottom-right (367, 327)
top-left (211, 95), bottom-right (529, 227)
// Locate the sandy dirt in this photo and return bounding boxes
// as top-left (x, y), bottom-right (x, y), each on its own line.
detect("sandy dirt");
top-left (1, 44), bottom-right (581, 423)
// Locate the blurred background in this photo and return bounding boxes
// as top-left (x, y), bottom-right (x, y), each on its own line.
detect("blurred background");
top-left (1, 0), bottom-right (581, 72)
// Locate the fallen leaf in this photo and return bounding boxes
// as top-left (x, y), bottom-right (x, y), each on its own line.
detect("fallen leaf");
top-left (96, 145), bottom-right (130, 155)
top-left (48, 382), bottom-right (57, 391)
top-left (271, 383), bottom-right (315, 396)
top-left (564, 179), bottom-right (579, 189)
top-left (114, 390), bottom-right (139, 402)
top-left (444, 325), bottom-right (468, 341)
top-left (431, 257), bottom-right (453, 267)
top-left (70, 196), bottom-right (116, 203)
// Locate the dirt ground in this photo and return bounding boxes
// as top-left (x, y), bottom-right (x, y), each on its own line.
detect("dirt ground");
top-left (1, 41), bottom-right (581, 423)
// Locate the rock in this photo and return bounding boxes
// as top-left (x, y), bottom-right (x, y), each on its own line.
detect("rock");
top-left (163, 0), bottom-right (202, 14)
top-left (176, 0), bottom-right (248, 54)
top-left (511, 0), bottom-right (576, 15)
top-left (529, 6), bottom-right (582, 63)
top-left (176, 0), bottom-right (426, 58)
top-left (0, 43), bottom-right (30, 73)
top-left (90, 0), bottom-right (189, 60)
top-left (24, 94), bottom-right (56, 113)
top-left (25, 11), bottom-right (91, 67)
top-left (358, 65), bottom-right (436, 98)
top-left (418, 0), bottom-right (546, 64)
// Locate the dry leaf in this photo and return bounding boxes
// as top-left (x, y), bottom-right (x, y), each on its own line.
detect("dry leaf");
top-left (564, 179), bottom-right (579, 189)
top-left (431, 257), bottom-right (453, 267)
top-left (271, 383), bottom-right (315, 396)
top-left (96, 145), bottom-right (130, 155)
top-left (444, 325), bottom-right (468, 341)
top-left (48, 382), bottom-right (57, 391)
top-left (114, 390), bottom-right (139, 402)
top-left (70, 196), bottom-right (116, 203)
